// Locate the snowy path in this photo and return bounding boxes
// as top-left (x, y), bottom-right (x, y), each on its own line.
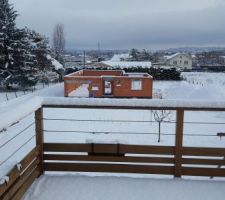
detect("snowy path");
top-left (23, 175), bottom-right (225, 200)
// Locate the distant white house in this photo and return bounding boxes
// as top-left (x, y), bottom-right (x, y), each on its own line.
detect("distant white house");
top-left (164, 53), bottom-right (192, 70)
top-left (102, 54), bottom-right (152, 69)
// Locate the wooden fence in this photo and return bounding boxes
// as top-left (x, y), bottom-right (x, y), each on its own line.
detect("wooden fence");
top-left (1, 101), bottom-right (225, 199)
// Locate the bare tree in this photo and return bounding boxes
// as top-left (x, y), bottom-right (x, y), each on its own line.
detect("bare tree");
top-left (152, 110), bottom-right (171, 143)
top-left (52, 23), bottom-right (65, 59)
top-left (152, 90), bottom-right (171, 143)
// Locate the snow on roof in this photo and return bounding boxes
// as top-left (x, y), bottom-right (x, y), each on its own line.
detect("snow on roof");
top-left (164, 53), bottom-right (181, 60)
top-left (164, 53), bottom-right (192, 60)
top-left (47, 55), bottom-right (63, 70)
top-left (110, 54), bottom-right (131, 62)
top-left (102, 61), bottom-right (152, 68)
top-left (102, 53), bottom-right (152, 68)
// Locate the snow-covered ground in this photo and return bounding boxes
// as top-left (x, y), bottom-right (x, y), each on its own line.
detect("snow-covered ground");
top-left (68, 84), bottom-right (89, 97)
top-left (0, 83), bottom-right (62, 103)
top-left (0, 72), bottom-right (225, 199)
top-left (23, 175), bottom-right (225, 200)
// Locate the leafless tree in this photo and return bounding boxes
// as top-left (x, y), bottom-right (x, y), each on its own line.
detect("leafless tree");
top-left (152, 110), bottom-right (171, 143)
top-left (152, 90), bottom-right (171, 143)
top-left (52, 23), bottom-right (65, 58)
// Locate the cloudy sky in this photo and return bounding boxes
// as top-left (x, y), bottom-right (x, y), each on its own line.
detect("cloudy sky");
top-left (10, 0), bottom-right (225, 50)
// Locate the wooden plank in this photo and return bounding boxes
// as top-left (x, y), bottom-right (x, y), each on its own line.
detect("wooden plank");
top-left (42, 104), bottom-right (225, 112)
top-left (182, 167), bottom-right (225, 177)
top-left (120, 145), bottom-right (175, 155)
top-left (91, 144), bottom-right (120, 154)
top-left (20, 146), bottom-right (40, 174)
top-left (174, 109), bottom-right (184, 177)
top-left (11, 169), bottom-right (40, 200)
top-left (182, 158), bottom-right (225, 165)
top-left (0, 147), bottom-right (39, 198)
top-left (1, 159), bottom-right (40, 200)
top-left (44, 162), bottom-right (174, 175)
top-left (44, 143), bottom-right (175, 155)
top-left (44, 143), bottom-right (91, 152)
top-left (183, 147), bottom-right (225, 157)
top-left (35, 108), bottom-right (44, 175)
top-left (43, 154), bottom-right (174, 164)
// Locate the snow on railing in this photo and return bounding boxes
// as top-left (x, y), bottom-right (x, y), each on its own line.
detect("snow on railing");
top-left (42, 97), bottom-right (225, 110)
top-left (1, 96), bottom-right (225, 131)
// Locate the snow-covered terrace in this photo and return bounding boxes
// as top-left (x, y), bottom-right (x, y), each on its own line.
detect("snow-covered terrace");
top-left (1, 86), bottom-right (225, 199)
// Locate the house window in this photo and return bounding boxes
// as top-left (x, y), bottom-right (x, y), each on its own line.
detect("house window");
top-left (173, 61), bottom-right (177, 65)
top-left (131, 79), bottom-right (142, 90)
top-left (184, 60), bottom-right (188, 65)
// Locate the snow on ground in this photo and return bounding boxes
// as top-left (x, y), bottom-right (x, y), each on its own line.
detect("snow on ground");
top-left (68, 84), bottom-right (89, 97)
top-left (23, 175), bottom-right (225, 200)
top-left (0, 83), bottom-right (63, 103)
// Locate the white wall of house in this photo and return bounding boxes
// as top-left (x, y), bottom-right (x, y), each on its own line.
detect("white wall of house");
top-left (165, 53), bottom-right (192, 70)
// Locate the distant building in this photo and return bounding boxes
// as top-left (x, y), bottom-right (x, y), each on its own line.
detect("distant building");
top-left (164, 53), bottom-right (192, 70)
top-left (101, 54), bottom-right (152, 69)
top-left (64, 70), bottom-right (153, 98)
top-left (101, 61), bottom-right (152, 69)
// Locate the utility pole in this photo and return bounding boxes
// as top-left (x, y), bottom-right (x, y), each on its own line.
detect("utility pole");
top-left (83, 50), bottom-right (86, 66)
top-left (98, 42), bottom-right (101, 61)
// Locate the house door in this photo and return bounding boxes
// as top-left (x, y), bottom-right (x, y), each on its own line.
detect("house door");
top-left (104, 81), bottom-right (112, 95)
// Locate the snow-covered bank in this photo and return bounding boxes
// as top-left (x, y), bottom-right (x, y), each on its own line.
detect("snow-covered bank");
top-left (0, 83), bottom-right (64, 130)
top-left (23, 175), bottom-right (225, 200)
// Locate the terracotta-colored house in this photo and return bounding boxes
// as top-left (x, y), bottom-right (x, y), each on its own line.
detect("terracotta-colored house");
top-left (64, 70), bottom-right (153, 98)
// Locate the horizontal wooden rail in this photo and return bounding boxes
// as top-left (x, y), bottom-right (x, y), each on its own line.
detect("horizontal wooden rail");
top-left (43, 143), bottom-right (225, 177)
top-left (43, 154), bottom-right (175, 164)
top-left (182, 167), bottom-right (225, 177)
top-left (182, 158), bottom-right (225, 165)
top-left (183, 147), bottom-right (225, 157)
top-left (44, 143), bottom-right (175, 155)
top-left (44, 163), bottom-right (174, 175)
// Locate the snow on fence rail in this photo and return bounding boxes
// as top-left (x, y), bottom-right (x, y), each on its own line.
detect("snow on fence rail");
top-left (42, 97), bottom-right (225, 110)
top-left (1, 97), bottom-right (225, 199)
top-left (1, 96), bottom-right (225, 133)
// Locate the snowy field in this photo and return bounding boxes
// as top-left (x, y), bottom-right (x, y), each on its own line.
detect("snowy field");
top-left (0, 83), bottom-right (61, 103)
top-left (0, 72), bottom-right (225, 199)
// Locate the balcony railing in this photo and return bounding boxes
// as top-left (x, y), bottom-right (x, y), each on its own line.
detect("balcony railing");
top-left (0, 97), bottom-right (225, 199)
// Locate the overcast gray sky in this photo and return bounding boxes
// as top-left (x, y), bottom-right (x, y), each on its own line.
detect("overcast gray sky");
top-left (10, 0), bottom-right (225, 50)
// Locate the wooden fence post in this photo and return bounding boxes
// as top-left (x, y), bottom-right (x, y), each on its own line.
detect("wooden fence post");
top-left (174, 109), bottom-right (184, 177)
top-left (35, 107), bottom-right (44, 176)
